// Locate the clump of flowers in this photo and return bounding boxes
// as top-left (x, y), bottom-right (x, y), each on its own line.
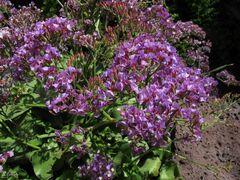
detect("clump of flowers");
top-left (79, 153), bottom-right (114, 180)
top-left (0, 150), bottom-right (14, 173)
top-left (0, 0), bottom-right (220, 179)
top-left (102, 34), bottom-right (216, 150)
top-left (216, 70), bottom-right (240, 86)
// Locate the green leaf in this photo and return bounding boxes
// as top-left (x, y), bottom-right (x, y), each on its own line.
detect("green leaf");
top-left (112, 108), bottom-right (122, 121)
top-left (129, 173), bottom-right (143, 180)
top-left (140, 157), bottom-right (161, 177)
top-left (159, 162), bottom-right (180, 180)
top-left (30, 150), bottom-right (62, 180)
top-left (113, 152), bottom-right (124, 166)
top-left (0, 137), bottom-right (15, 143)
top-left (27, 139), bottom-right (42, 146)
top-left (56, 170), bottom-right (75, 180)
top-left (153, 147), bottom-right (173, 160)
top-left (95, 18), bottom-right (100, 34)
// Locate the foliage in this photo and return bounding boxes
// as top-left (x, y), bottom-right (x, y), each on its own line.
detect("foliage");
top-left (0, 0), bottom-right (217, 179)
top-left (166, 0), bottom-right (219, 26)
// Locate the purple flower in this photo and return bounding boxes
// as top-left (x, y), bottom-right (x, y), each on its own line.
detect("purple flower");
top-left (79, 153), bottom-right (114, 180)
top-left (45, 67), bottom-right (82, 91)
top-left (106, 33), bottom-right (217, 145)
top-left (0, 150), bottom-right (14, 173)
top-left (216, 70), bottom-right (240, 86)
top-left (117, 106), bottom-right (166, 148)
top-left (55, 130), bottom-right (71, 145)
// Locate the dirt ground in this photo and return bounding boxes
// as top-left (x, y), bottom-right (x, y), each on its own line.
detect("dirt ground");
top-left (175, 95), bottom-right (240, 180)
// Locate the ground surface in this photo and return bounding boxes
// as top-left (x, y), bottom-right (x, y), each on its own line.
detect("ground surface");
top-left (175, 95), bottom-right (240, 180)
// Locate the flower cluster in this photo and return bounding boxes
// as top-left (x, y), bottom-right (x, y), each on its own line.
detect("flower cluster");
top-left (0, 57), bottom-right (11, 105)
top-left (142, 4), bottom-right (173, 33)
top-left (79, 153), bottom-right (114, 180)
top-left (101, 3), bottom-right (212, 72)
top-left (140, 5), bottom-right (212, 71)
top-left (169, 21), bottom-right (212, 71)
top-left (0, 3), bottom-right (41, 58)
top-left (8, 3), bottom-right (41, 30)
top-left (103, 34), bottom-right (217, 149)
top-left (47, 76), bottom-right (114, 117)
top-left (0, 150), bottom-right (14, 173)
top-left (55, 125), bottom-right (86, 145)
top-left (101, 0), bottom-right (138, 9)
top-left (9, 17), bottom-right (77, 80)
top-left (55, 126), bottom-right (89, 160)
top-left (47, 32), bottom-right (216, 152)
top-left (45, 67), bottom-right (82, 92)
top-left (0, 0), bottom-right (12, 12)
top-left (73, 30), bottom-right (98, 48)
top-left (216, 70), bottom-right (240, 86)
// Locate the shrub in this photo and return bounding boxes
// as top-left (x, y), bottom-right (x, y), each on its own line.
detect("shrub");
top-left (0, 0), bottom-right (217, 179)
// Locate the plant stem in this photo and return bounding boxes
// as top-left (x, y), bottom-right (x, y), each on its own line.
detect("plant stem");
top-left (205, 63), bottom-right (233, 76)
top-left (0, 120), bottom-right (41, 150)
top-left (25, 104), bottom-right (47, 108)
top-left (87, 110), bottom-right (116, 131)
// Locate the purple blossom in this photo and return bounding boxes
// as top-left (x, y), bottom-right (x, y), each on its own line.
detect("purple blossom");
top-left (70, 143), bottom-right (88, 159)
top-left (66, 0), bottom-right (80, 11)
top-left (0, 0), bottom-right (12, 11)
top-left (8, 3), bottom-right (41, 30)
top-left (69, 92), bottom-right (90, 116)
top-left (47, 92), bottom-right (73, 114)
top-left (0, 150), bottom-right (14, 173)
top-left (33, 17), bottom-right (77, 40)
top-left (101, 0), bottom-right (138, 9)
top-left (102, 33), bottom-right (217, 145)
top-left (55, 130), bottom-right (71, 145)
top-left (169, 21), bottom-right (212, 71)
top-left (79, 153), bottom-right (114, 180)
top-left (0, 57), bottom-right (12, 105)
top-left (216, 70), bottom-right (240, 86)
top-left (117, 106), bottom-right (167, 148)
top-left (73, 31), bottom-right (97, 48)
top-left (45, 67), bottom-right (82, 91)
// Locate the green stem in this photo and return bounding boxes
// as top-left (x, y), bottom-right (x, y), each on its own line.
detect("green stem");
top-left (21, 141), bottom-right (41, 150)
top-left (102, 110), bottom-right (114, 121)
top-left (87, 110), bottom-right (116, 131)
top-left (24, 104), bottom-right (47, 108)
top-left (37, 133), bottom-right (56, 139)
top-left (0, 119), bottom-right (41, 150)
top-left (56, 0), bottom-right (64, 8)
top-left (205, 63), bottom-right (234, 76)
top-left (88, 120), bottom-right (116, 131)
top-left (0, 120), bottom-right (17, 138)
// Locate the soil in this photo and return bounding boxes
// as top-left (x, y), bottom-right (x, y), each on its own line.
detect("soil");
top-left (175, 95), bottom-right (240, 180)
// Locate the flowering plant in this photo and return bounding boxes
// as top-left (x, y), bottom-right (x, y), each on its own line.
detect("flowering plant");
top-left (0, 0), bottom-right (217, 179)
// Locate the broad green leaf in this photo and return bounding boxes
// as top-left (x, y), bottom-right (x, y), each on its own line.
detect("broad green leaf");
top-left (140, 157), bottom-right (161, 177)
top-left (129, 173), bottom-right (143, 180)
top-left (153, 148), bottom-right (172, 160)
top-left (27, 139), bottom-right (42, 146)
top-left (159, 162), bottom-right (180, 180)
top-left (30, 150), bottom-right (62, 180)
top-left (56, 170), bottom-right (75, 180)
top-left (0, 137), bottom-right (15, 143)
top-left (112, 108), bottom-right (122, 121)
top-left (113, 152), bottom-right (124, 165)
top-left (9, 108), bottom-right (30, 120)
